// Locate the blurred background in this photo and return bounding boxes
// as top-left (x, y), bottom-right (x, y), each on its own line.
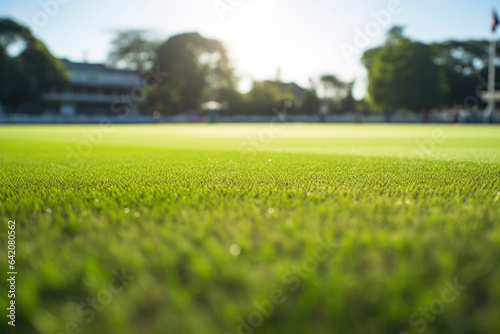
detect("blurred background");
top-left (1, 0), bottom-right (500, 123)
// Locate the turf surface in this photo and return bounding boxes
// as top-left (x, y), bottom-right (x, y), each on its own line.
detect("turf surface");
top-left (1, 124), bottom-right (500, 334)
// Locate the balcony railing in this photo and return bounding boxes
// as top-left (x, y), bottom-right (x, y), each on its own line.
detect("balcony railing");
top-left (42, 92), bottom-right (147, 104)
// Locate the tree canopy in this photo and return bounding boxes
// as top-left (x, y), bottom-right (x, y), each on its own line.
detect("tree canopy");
top-left (431, 40), bottom-right (498, 107)
top-left (0, 18), bottom-right (68, 110)
top-left (301, 89), bottom-right (320, 115)
top-left (107, 30), bottom-right (160, 75)
top-left (362, 28), bottom-right (448, 112)
top-left (148, 32), bottom-right (236, 115)
top-left (362, 27), bottom-right (500, 112)
top-left (231, 81), bottom-right (296, 115)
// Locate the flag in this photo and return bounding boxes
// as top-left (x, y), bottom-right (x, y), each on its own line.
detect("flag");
top-left (492, 10), bottom-right (499, 32)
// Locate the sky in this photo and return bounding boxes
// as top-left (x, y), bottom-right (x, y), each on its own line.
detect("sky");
top-left (1, 0), bottom-right (500, 98)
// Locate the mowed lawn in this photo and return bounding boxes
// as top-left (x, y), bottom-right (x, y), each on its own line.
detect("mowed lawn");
top-left (1, 124), bottom-right (500, 334)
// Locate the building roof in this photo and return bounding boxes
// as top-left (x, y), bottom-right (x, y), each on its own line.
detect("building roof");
top-left (61, 59), bottom-right (138, 75)
top-left (60, 59), bottom-right (143, 88)
top-left (265, 80), bottom-right (307, 101)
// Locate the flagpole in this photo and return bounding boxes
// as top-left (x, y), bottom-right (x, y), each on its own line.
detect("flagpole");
top-left (485, 11), bottom-right (498, 122)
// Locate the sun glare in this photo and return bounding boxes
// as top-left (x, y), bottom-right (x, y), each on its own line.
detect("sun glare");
top-left (216, 1), bottom-right (284, 85)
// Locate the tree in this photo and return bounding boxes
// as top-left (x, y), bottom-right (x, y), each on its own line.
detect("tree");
top-left (319, 74), bottom-right (356, 113)
top-left (229, 81), bottom-right (295, 115)
top-left (362, 28), bottom-right (448, 113)
top-left (0, 18), bottom-right (68, 112)
top-left (107, 30), bottom-right (160, 75)
top-left (301, 89), bottom-right (320, 115)
top-left (386, 26), bottom-right (405, 45)
top-left (432, 40), bottom-right (494, 107)
top-left (0, 45), bottom-right (11, 102)
top-left (363, 28), bottom-right (495, 110)
top-left (319, 74), bottom-right (346, 100)
top-left (341, 80), bottom-right (356, 112)
top-left (150, 32), bottom-right (236, 115)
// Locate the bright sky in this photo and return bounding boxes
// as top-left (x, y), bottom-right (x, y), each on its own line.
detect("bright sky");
top-left (1, 0), bottom-right (499, 97)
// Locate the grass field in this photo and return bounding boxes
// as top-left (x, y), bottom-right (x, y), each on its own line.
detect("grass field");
top-left (1, 124), bottom-right (500, 334)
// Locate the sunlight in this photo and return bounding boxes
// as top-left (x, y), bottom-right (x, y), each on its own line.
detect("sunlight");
top-left (217, 1), bottom-right (284, 83)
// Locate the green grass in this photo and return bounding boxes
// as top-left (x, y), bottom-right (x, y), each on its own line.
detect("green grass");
top-left (1, 124), bottom-right (500, 334)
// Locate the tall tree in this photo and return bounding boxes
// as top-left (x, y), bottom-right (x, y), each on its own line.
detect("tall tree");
top-left (362, 28), bottom-right (448, 112)
top-left (0, 18), bottom-right (68, 112)
top-left (301, 89), bottom-right (320, 115)
top-left (363, 28), bottom-right (496, 110)
top-left (150, 32), bottom-right (236, 114)
top-left (432, 40), bottom-right (495, 107)
top-left (341, 80), bottom-right (356, 112)
top-left (320, 74), bottom-right (346, 99)
top-left (107, 30), bottom-right (160, 75)
top-left (319, 74), bottom-right (356, 113)
top-left (245, 81), bottom-right (295, 115)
